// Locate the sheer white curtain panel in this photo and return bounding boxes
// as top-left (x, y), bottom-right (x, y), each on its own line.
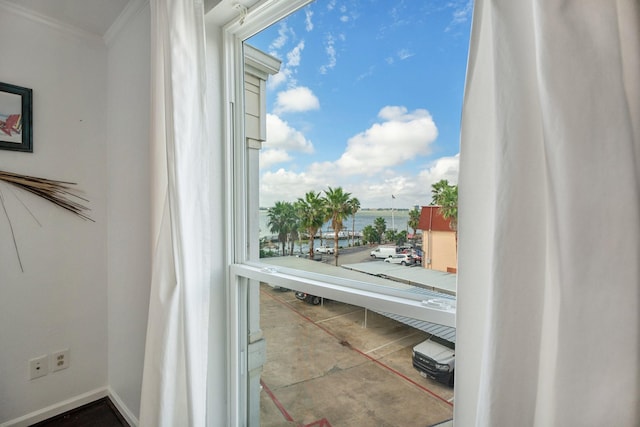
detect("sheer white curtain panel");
top-left (139, 0), bottom-right (211, 426)
top-left (457, 0), bottom-right (639, 425)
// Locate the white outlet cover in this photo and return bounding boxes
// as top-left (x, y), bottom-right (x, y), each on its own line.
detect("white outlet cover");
top-left (29, 355), bottom-right (49, 380)
top-left (51, 349), bottom-right (70, 372)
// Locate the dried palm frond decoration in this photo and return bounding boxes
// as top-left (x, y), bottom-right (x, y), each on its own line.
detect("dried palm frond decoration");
top-left (0, 171), bottom-right (93, 221)
top-left (0, 170), bottom-right (92, 272)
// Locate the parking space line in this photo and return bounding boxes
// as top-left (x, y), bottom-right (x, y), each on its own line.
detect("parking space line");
top-left (260, 379), bottom-right (296, 423)
top-left (364, 330), bottom-right (422, 355)
top-left (262, 289), bottom-right (454, 408)
top-left (345, 339), bottom-right (454, 407)
top-left (261, 378), bottom-right (334, 426)
top-left (315, 309), bottom-right (364, 324)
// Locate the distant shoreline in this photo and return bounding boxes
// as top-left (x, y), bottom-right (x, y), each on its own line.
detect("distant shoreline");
top-left (259, 207), bottom-right (415, 212)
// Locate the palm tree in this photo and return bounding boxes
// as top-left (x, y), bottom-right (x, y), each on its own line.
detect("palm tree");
top-left (267, 201), bottom-right (296, 256)
top-left (408, 208), bottom-right (421, 246)
top-left (296, 191), bottom-right (326, 259)
top-left (373, 217), bottom-right (387, 244)
top-left (431, 179), bottom-right (459, 257)
top-left (289, 217), bottom-right (300, 255)
top-left (348, 197), bottom-right (360, 247)
top-left (362, 224), bottom-right (378, 245)
top-left (431, 179), bottom-right (458, 231)
top-left (323, 186), bottom-right (356, 265)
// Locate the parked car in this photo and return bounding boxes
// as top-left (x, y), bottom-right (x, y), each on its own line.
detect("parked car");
top-left (384, 253), bottom-right (416, 266)
top-left (315, 245), bottom-right (335, 254)
top-left (398, 247), bottom-right (422, 264)
top-left (295, 291), bottom-right (322, 305)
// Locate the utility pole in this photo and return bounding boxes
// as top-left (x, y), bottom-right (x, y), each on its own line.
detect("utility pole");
top-left (391, 194), bottom-right (396, 231)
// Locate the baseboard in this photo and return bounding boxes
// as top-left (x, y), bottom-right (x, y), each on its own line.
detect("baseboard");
top-left (108, 388), bottom-right (139, 427)
top-left (0, 387), bottom-right (109, 427)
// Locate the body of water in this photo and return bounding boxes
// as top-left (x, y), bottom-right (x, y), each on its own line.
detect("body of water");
top-left (259, 209), bottom-right (413, 239)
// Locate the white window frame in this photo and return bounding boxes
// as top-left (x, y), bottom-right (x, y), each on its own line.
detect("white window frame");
top-left (221, 1), bottom-right (456, 424)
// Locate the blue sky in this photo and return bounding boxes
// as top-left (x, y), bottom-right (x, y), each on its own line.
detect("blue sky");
top-left (248, 0), bottom-right (472, 209)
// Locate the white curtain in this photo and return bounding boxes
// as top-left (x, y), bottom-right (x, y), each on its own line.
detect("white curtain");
top-left (139, 0), bottom-right (211, 426)
top-left (457, 1), bottom-right (639, 426)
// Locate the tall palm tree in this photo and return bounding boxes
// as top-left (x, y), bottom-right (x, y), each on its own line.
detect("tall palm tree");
top-left (348, 197), bottom-right (360, 247)
top-left (408, 208), bottom-right (421, 246)
top-left (267, 201), bottom-right (296, 256)
top-left (431, 179), bottom-right (458, 231)
top-left (431, 179), bottom-right (459, 256)
top-left (323, 186), bottom-right (356, 265)
top-left (296, 191), bottom-right (326, 259)
top-left (288, 216), bottom-right (300, 255)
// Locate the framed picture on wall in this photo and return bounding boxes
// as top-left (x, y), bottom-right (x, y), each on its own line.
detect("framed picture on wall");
top-left (0, 82), bottom-right (33, 152)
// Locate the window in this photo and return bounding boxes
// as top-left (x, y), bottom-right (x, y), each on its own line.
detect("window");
top-left (222, 1), bottom-right (470, 424)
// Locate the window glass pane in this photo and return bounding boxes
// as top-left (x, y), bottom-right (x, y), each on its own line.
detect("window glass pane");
top-left (259, 282), bottom-right (455, 426)
top-left (238, 1), bottom-right (471, 425)
top-left (247, 0), bottom-right (469, 279)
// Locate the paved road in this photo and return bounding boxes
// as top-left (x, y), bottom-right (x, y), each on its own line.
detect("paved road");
top-left (315, 245), bottom-right (378, 266)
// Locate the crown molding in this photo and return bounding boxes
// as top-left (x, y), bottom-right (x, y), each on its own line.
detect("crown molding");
top-left (104, 0), bottom-right (149, 47)
top-left (0, 0), bottom-right (103, 45)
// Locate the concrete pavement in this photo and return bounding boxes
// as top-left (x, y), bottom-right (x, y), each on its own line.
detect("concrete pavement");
top-left (259, 284), bottom-right (454, 426)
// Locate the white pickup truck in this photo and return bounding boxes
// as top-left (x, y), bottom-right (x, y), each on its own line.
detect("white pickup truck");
top-left (412, 338), bottom-right (455, 387)
top-left (314, 245), bottom-right (335, 254)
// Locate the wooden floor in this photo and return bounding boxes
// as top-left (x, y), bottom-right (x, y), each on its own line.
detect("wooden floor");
top-left (31, 397), bottom-right (129, 427)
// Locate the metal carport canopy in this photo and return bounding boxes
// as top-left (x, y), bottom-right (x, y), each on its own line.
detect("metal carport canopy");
top-left (341, 262), bottom-right (457, 296)
top-left (260, 257), bottom-right (456, 342)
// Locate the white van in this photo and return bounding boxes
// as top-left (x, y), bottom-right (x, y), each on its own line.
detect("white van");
top-left (370, 246), bottom-right (396, 259)
top-left (412, 338), bottom-right (455, 387)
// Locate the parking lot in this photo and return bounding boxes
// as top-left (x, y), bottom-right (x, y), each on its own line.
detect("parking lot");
top-left (259, 283), bottom-right (454, 427)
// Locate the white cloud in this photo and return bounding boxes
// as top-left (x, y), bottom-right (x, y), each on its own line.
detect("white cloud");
top-left (265, 114), bottom-right (314, 153)
top-left (270, 22), bottom-right (290, 51)
top-left (397, 48), bottom-right (414, 60)
top-left (273, 87), bottom-right (320, 114)
top-left (307, 161), bottom-right (340, 180)
top-left (417, 154), bottom-right (460, 194)
top-left (267, 41), bottom-right (305, 90)
top-left (259, 155), bottom-right (459, 208)
top-left (340, 15), bottom-right (349, 23)
top-left (260, 149), bottom-right (292, 169)
top-left (335, 107), bottom-right (438, 175)
top-left (286, 41), bottom-right (305, 67)
top-left (258, 108), bottom-right (457, 209)
top-left (452, 0), bottom-right (473, 24)
top-left (267, 70), bottom-right (289, 90)
top-left (348, 175), bottom-right (425, 208)
top-left (327, 0), bottom-right (336, 11)
top-left (356, 66), bottom-right (375, 81)
top-left (319, 34), bottom-right (337, 74)
top-left (446, 0), bottom-right (473, 31)
top-left (305, 9), bottom-right (314, 31)
top-left (260, 169), bottom-right (324, 206)
top-left (378, 105), bottom-right (422, 121)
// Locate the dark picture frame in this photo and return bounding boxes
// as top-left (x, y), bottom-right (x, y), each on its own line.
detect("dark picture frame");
top-left (0, 82), bottom-right (33, 152)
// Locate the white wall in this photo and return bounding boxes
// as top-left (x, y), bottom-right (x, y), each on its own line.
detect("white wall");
top-left (0, 6), bottom-right (109, 423)
top-left (106, 4), bottom-right (151, 422)
top-left (0, 2), bottom-right (234, 424)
